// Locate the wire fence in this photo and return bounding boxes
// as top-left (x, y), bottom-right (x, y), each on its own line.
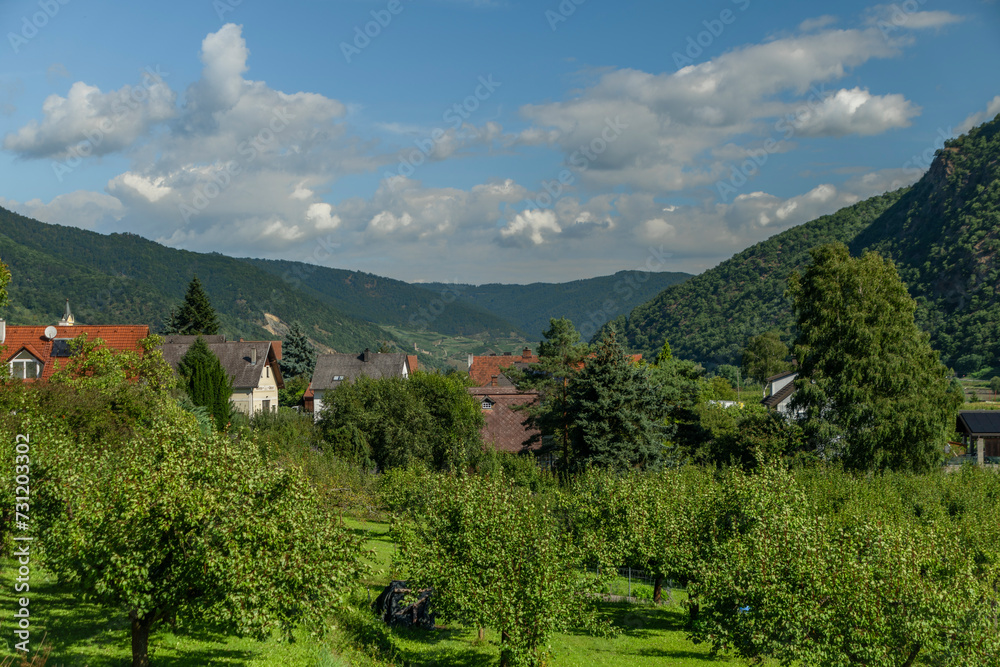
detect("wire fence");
top-left (581, 564), bottom-right (680, 604)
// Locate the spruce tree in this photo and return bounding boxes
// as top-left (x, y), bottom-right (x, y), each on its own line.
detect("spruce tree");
top-left (788, 243), bottom-right (961, 472)
top-left (178, 336), bottom-right (233, 431)
top-left (174, 276), bottom-right (220, 335)
top-left (280, 322), bottom-right (317, 379)
top-left (564, 330), bottom-right (670, 471)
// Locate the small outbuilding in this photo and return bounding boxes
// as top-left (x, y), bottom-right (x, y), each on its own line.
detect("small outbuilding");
top-left (956, 411), bottom-right (1000, 466)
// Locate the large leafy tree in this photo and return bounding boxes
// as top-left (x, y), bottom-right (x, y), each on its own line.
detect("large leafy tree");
top-left (7, 335), bottom-right (364, 667)
top-left (178, 336), bottom-right (233, 431)
top-left (0, 259), bottom-right (10, 310)
top-left (170, 275), bottom-right (220, 335)
top-left (396, 472), bottom-right (611, 667)
top-left (318, 371), bottom-right (483, 471)
top-left (507, 318), bottom-right (591, 468)
top-left (564, 331), bottom-right (670, 471)
top-left (788, 243), bottom-right (961, 472)
top-left (740, 330), bottom-right (792, 385)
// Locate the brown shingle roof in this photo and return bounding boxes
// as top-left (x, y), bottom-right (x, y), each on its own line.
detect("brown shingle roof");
top-left (468, 385), bottom-right (541, 454)
top-left (762, 380), bottom-right (796, 408)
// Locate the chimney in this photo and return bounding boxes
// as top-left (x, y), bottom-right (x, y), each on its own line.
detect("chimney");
top-left (523, 347), bottom-right (532, 358)
top-left (468, 354), bottom-right (474, 369)
top-left (250, 347), bottom-right (257, 365)
top-left (362, 348), bottom-right (371, 362)
top-left (491, 375), bottom-right (498, 387)
top-left (0, 319), bottom-right (5, 345)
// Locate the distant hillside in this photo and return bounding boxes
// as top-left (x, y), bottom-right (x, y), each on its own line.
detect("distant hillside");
top-left (615, 114), bottom-right (1000, 372)
top-left (243, 258), bottom-right (522, 337)
top-left (0, 208), bottom-right (396, 355)
top-left (420, 270), bottom-right (691, 342)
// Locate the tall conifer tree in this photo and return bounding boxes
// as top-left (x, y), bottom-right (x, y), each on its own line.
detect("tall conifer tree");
top-left (280, 321), bottom-right (317, 379)
top-left (564, 330), bottom-right (670, 471)
top-left (174, 276), bottom-right (220, 335)
top-left (178, 337), bottom-right (233, 431)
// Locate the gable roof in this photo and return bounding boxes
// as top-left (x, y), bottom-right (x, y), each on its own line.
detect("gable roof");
top-left (466, 385), bottom-right (541, 453)
top-left (766, 369), bottom-right (798, 383)
top-left (311, 351), bottom-right (410, 391)
top-left (957, 411), bottom-right (1000, 437)
top-left (159, 337), bottom-right (283, 389)
top-left (1, 325), bottom-right (150, 381)
top-left (762, 380), bottom-right (796, 408)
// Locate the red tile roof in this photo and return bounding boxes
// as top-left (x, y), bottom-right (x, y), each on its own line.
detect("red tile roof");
top-left (2, 325), bottom-right (150, 381)
top-left (469, 348), bottom-right (539, 386)
top-left (407, 355), bottom-right (418, 373)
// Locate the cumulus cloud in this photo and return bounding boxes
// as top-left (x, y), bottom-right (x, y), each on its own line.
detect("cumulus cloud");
top-left (515, 23), bottom-right (921, 192)
top-left (3, 72), bottom-right (176, 159)
top-left (789, 87), bottom-right (919, 137)
top-left (957, 96), bottom-right (1000, 135)
top-left (0, 191), bottom-right (125, 230)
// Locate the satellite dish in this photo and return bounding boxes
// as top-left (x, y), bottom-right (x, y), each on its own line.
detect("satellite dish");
top-left (43, 326), bottom-right (57, 340)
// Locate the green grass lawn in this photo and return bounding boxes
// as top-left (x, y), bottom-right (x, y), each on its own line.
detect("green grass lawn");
top-left (0, 517), bottom-right (757, 666)
top-left (342, 517), bottom-right (754, 667)
top-left (0, 560), bottom-right (331, 665)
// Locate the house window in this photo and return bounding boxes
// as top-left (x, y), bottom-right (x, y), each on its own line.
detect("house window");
top-left (9, 351), bottom-right (41, 380)
top-left (266, 366), bottom-right (270, 378)
top-left (333, 375), bottom-right (345, 381)
top-left (262, 399), bottom-right (271, 412)
top-left (481, 399), bottom-right (494, 410)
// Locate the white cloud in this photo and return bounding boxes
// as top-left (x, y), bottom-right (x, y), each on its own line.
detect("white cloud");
top-left (0, 191), bottom-right (125, 230)
top-left (789, 87), bottom-right (919, 137)
top-left (3, 75), bottom-right (176, 159)
top-left (498, 209), bottom-right (561, 247)
top-left (957, 96), bottom-right (1000, 135)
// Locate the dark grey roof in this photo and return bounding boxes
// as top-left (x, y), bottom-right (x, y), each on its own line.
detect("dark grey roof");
top-left (160, 339), bottom-right (282, 389)
top-left (766, 369), bottom-right (797, 383)
top-left (311, 351), bottom-right (410, 391)
top-left (957, 411), bottom-right (1000, 436)
top-left (762, 380), bottom-right (796, 408)
top-left (163, 335), bottom-right (227, 344)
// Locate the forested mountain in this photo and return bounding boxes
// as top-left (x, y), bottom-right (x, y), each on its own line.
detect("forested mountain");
top-left (244, 258), bottom-right (520, 337)
top-left (420, 270), bottom-right (691, 341)
top-left (0, 207), bottom-right (397, 353)
top-left (614, 114), bottom-right (1000, 372)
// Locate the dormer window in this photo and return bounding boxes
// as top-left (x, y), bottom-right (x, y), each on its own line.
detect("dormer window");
top-left (333, 375), bottom-right (345, 381)
top-left (10, 351), bottom-right (41, 379)
top-left (481, 398), bottom-right (494, 410)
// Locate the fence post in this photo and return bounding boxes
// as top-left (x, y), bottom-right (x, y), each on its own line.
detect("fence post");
top-left (628, 567), bottom-right (632, 599)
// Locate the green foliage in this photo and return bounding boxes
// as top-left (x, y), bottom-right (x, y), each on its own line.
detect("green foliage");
top-left (278, 373), bottom-right (310, 408)
top-left (0, 337), bottom-right (365, 667)
top-left (472, 449), bottom-right (556, 494)
top-left (395, 472), bottom-right (613, 667)
top-left (171, 275), bottom-right (221, 335)
top-left (0, 258), bottom-right (10, 311)
top-left (177, 336), bottom-right (234, 431)
top-left (280, 321), bottom-right (317, 379)
top-left (318, 371), bottom-right (484, 472)
top-left (689, 464), bottom-right (1000, 667)
top-left (991, 376), bottom-right (1000, 395)
top-left (740, 330), bottom-right (792, 384)
top-left (507, 318), bottom-right (592, 466)
top-left (788, 243), bottom-right (961, 472)
top-left (565, 331), bottom-right (671, 471)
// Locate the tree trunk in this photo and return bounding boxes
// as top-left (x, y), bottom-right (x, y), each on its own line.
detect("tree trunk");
top-left (499, 630), bottom-right (512, 667)
top-left (687, 599), bottom-right (699, 627)
top-left (478, 626), bottom-right (485, 642)
top-left (130, 610), bottom-right (155, 667)
top-left (901, 643), bottom-right (921, 667)
top-left (653, 576), bottom-right (664, 604)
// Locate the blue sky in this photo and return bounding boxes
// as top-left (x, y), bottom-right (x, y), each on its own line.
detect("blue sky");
top-left (1, 0), bottom-right (998, 283)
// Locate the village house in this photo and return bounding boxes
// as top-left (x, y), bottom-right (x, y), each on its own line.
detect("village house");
top-left (955, 411), bottom-right (1000, 466)
top-left (159, 335), bottom-right (284, 415)
top-left (469, 373), bottom-right (543, 458)
top-left (306, 349), bottom-right (414, 416)
top-left (0, 301), bottom-right (149, 380)
top-left (761, 370), bottom-right (801, 418)
top-left (467, 347), bottom-right (540, 386)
